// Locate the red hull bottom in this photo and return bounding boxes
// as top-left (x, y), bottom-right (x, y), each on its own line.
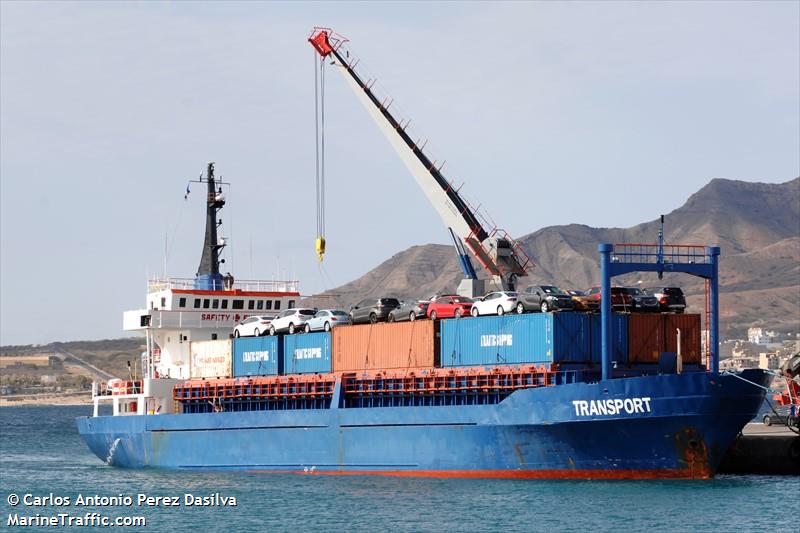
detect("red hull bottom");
top-left (248, 468), bottom-right (713, 480)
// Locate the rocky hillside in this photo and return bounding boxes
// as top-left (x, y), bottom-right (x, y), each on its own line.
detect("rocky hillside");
top-left (307, 178), bottom-right (800, 338)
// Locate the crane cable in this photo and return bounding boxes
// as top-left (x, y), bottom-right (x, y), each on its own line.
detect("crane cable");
top-left (314, 50), bottom-right (327, 262)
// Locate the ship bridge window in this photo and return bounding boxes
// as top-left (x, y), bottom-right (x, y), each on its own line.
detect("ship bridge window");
top-left (248, 300), bottom-right (255, 310)
top-left (212, 299), bottom-right (219, 309)
top-left (194, 299), bottom-right (201, 309)
top-left (257, 301), bottom-right (264, 310)
top-left (221, 300), bottom-right (228, 309)
top-left (265, 300), bottom-right (272, 310)
top-left (275, 300), bottom-right (281, 311)
top-left (179, 297), bottom-right (186, 308)
top-left (203, 299), bottom-right (210, 309)
top-left (232, 300), bottom-right (244, 310)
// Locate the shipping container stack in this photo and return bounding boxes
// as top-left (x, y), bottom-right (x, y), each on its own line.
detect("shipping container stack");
top-left (179, 313), bottom-right (703, 413)
top-left (440, 313), bottom-right (629, 368)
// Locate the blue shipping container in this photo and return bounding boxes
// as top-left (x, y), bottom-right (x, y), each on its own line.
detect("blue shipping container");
top-left (439, 313), bottom-right (592, 367)
top-left (589, 314), bottom-right (628, 364)
top-left (232, 337), bottom-right (281, 377)
top-left (283, 332), bottom-right (332, 374)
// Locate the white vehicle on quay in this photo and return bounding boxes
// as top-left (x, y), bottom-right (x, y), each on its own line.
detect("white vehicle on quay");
top-left (470, 291), bottom-right (519, 317)
top-left (233, 315), bottom-right (275, 337)
top-left (304, 309), bottom-right (351, 333)
top-left (268, 308), bottom-right (317, 335)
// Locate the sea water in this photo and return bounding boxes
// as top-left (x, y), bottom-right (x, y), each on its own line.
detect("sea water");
top-left (0, 406), bottom-right (796, 532)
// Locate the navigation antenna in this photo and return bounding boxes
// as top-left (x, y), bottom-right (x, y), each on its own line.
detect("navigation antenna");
top-left (187, 162), bottom-right (230, 290)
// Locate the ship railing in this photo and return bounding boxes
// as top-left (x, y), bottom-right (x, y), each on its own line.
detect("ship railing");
top-left (171, 367), bottom-right (593, 413)
top-left (93, 379), bottom-right (143, 397)
top-left (173, 376), bottom-right (337, 401)
top-left (148, 277), bottom-right (300, 294)
top-left (341, 367), bottom-right (558, 395)
top-left (611, 244), bottom-right (709, 265)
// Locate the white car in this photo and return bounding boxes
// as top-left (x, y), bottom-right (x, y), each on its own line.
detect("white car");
top-left (304, 309), bottom-right (351, 333)
top-left (470, 291), bottom-right (519, 317)
top-left (233, 315), bottom-right (275, 337)
top-left (268, 308), bottom-right (317, 335)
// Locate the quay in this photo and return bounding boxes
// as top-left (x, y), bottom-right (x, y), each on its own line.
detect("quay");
top-left (718, 423), bottom-right (799, 475)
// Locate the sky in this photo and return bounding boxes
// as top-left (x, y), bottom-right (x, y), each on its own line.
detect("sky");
top-left (1, 1), bottom-right (798, 345)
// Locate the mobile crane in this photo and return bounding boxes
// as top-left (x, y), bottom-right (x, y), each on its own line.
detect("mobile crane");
top-left (309, 28), bottom-right (531, 296)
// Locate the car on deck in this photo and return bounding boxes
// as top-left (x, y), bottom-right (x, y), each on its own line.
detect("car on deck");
top-left (233, 315), bottom-right (276, 337)
top-left (304, 309), bottom-right (351, 332)
top-left (470, 291), bottom-right (519, 317)
top-left (516, 285), bottom-right (575, 313)
top-left (624, 287), bottom-right (660, 313)
top-left (644, 286), bottom-right (687, 313)
top-left (349, 297), bottom-right (402, 324)
top-left (584, 286), bottom-right (633, 312)
top-left (268, 308), bottom-right (317, 335)
top-left (388, 300), bottom-right (430, 322)
top-left (426, 295), bottom-right (474, 320)
top-left (566, 289), bottom-right (599, 312)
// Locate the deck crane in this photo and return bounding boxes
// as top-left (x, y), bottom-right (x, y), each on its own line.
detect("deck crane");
top-left (308, 28), bottom-right (532, 296)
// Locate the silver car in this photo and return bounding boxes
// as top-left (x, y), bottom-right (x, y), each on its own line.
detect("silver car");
top-left (268, 308), bottom-right (317, 335)
top-left (304, 309), bottom-right (351, 332)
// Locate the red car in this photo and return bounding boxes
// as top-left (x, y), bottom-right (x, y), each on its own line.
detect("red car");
top-left (584, 286), bottom-right (633, 312)
top-left (427, 295), bottom-right (475, 320)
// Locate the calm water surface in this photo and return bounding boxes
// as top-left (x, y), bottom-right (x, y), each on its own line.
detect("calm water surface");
top-left (0, 406), bottom-right (795, 532)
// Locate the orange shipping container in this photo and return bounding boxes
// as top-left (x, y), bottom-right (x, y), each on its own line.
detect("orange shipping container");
top-left (628, 314), bottom-right (703, 364)
top-left (332, 321), bottom-right (439, 372)
top-left (628, 314), bottom-right (666, 364)
top-left (665, 314), bottom-right (702, 365)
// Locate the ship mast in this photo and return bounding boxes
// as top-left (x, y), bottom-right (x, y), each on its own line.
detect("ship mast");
top-left (195, 162), bottom-right (226, 290)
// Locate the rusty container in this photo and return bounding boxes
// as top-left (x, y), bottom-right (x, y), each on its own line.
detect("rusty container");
top-left (627, 314), bottom-right (665, 364)
top-left (665, 314), bottom-right (702, 365)
top-left (332, 321), bottom-right (439, 372)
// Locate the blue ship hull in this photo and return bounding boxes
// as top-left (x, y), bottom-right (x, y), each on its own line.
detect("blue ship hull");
top-left (76, 370), bottom-right (769, 479)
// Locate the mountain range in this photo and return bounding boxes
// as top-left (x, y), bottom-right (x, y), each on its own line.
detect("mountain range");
top-left (306, 178), bottom-right (800, 338)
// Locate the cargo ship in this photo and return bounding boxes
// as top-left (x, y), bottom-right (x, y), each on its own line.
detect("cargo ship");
top-left (76, 163), bottom-right (770, 479)
top-left (76, 29), bottom-right (770, 478)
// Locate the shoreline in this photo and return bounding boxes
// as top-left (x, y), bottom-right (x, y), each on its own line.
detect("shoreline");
top-left (0, 392), bottom-right (92, 407)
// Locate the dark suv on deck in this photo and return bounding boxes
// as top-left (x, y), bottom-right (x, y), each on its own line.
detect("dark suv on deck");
top-left (624, 287), bottom-right (660, 313)
top-left (644, 287), bottom-right (686, 313)
top-left (517, 285), bottom-right (575, 313)
top-left (349, 297), bottom-right (402, 324)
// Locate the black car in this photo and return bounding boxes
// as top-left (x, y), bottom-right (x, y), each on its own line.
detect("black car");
top-left (762, 410), bottom-right (798, 428)
top-left (517, 285), bottom-right (575, 313)
top-left (388, 300), bottom-right (429, 322)
top-left (624, 287), bottom-right (660, 313)
top-left (645, 286), bottom-right (687, 313)
top-left (349, 297), bottom-right (401, 324)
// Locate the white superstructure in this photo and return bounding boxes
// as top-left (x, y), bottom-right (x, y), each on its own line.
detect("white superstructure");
top-left (124, 276), bottom-right (300, 380)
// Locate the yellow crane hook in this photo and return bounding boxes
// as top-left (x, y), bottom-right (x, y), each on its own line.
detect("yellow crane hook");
top-left (315, 236), bottom-right (326, 262)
